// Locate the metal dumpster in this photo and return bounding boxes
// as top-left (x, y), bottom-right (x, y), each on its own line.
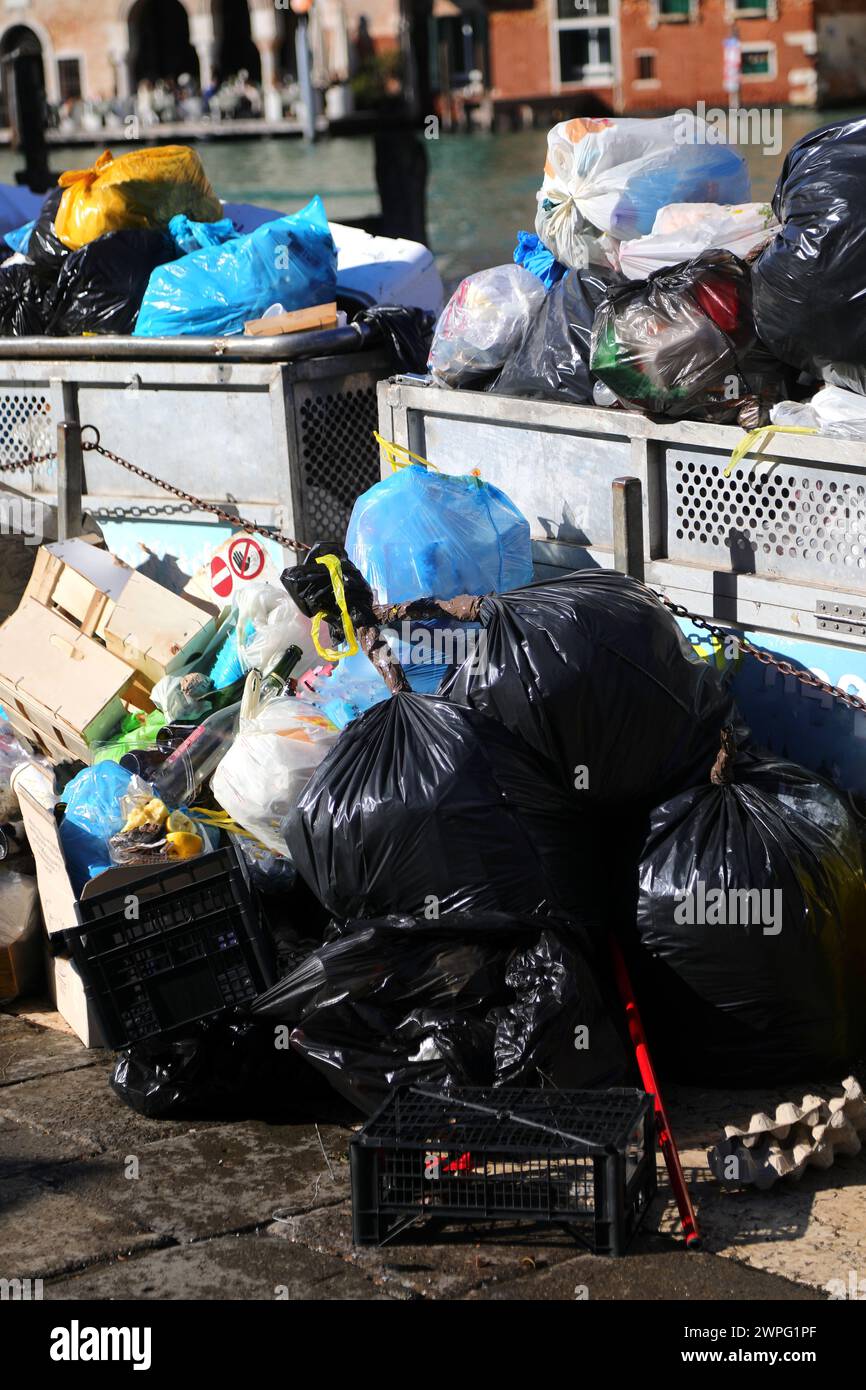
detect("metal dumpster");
top-left (0, 326), bottom-right (391, 580)
top-left (378, 377), bottom-right (866, 795)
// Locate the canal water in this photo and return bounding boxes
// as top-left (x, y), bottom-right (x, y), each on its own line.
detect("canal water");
top-left (1, 108), bottom-right (863, 292)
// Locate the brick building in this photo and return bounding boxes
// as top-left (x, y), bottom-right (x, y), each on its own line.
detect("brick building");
top-left (484, 0), bottom-right (866, 113)
top-left (0, 0), bottom-right (861, 116)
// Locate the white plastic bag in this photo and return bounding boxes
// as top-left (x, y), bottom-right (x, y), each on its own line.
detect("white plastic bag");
top-left (0, 718), bottom-right (41, 821)
top-left (536, 115), bottom-right (750, 268)
top-left (235, 580), bottom-right (317, 676)
top-left (428, 265), bottom-right (545, 387)
top-left (619, 202), bottom-right (779, 280)
top-left (771, 385), bottom-right (866, 440)
top-left (211, 694), bottom-right (340, 853)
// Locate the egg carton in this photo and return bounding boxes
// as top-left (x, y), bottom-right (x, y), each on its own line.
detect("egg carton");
top-left (707, 1076), bottom-right (866, 1190)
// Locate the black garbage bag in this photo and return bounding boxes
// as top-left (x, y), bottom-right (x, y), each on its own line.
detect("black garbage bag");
top-left (492, 928), bottom-right (629, 1089)
top-left (0, 263), bottom-right (48, 336)
top-left (110, 1012), bottom-right (296, 1119)
top-left (285, 691), bottom-right (590, 920)
top-left (441, 571), bottom-right (734, 807)
top-left (753, 118), bottom-right (866, 389)
top-left (491, 266), bottom-right (621, 405)
top-left (251, 913), bottom-right (628, 1112)
top-left (282, 541), bottom-right (377, 644)
top-left (591, 250), bottom-right (786, 424)
top-left (27, 186), bottom-right (70, 282)
top-left (353, 305), bottom-right (434, 374)
top-left (632, 734), bottom-right (866, 1084)
top-left (44, 229), bottom-right (177, 337)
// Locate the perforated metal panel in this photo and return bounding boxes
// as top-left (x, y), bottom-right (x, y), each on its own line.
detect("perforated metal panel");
top-left (667, 450), bottom-right (866, 589)
top-left (298, 381), bottom-right (381, 540)
top-left (0, 389), bottom-right (52, 466)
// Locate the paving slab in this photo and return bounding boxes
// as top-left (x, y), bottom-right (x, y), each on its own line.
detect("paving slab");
top-left (269, 1195), bottom-right (603, 1299)
top-left (42, 1121), bottom-right (352, 1242)
top-left (652, 1081), bottom-right (866, 1296)
top-left (2, 1000), bottom-right (77, 1036)
top-left (0, 1011), bottom-right (106, 1087)
top-left (0, 1176), bottom-right (167, 1280)
top-left (466, 1244), bottom-right (826, 1300)
top-left (0, 1059), bottom-right (227, 1153)
top-left (0, 1113), bottom-right (98, 1180)
top-left (45, 1232), bottom-right (395, 1301)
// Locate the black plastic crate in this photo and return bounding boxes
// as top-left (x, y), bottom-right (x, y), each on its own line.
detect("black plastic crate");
top-left (60, 846), bottom-right (275, 1049)
top-left (350, 1085), bottom-right (657, 1254)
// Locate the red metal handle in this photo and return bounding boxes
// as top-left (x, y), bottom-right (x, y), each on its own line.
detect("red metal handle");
top-left (609, 935), bottom-right (701, 1250)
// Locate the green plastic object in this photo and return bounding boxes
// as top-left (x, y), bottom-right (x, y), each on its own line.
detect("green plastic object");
top-left (94, 709), bottom-right (166, 764)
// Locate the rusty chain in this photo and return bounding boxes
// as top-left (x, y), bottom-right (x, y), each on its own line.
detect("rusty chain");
top-left (0, 449), bottom-right (57, 472)
top-left (655, 592), bottom-right (866, 715)
top-left (0, 426), bottom-right (311, 553)
top-left (78, 428), bottom-right (311, 554)
top-left (1, 425), bottom-right (864, 712)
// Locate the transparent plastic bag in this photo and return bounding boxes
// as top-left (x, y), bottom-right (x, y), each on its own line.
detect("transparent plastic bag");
top-left (619, 202), bottom-right (779, 281)
top-left (771, 385), bottom-right (866, 440)
top-left (536, 115), bottom-right (750, 267)
top-left (589, 250), bottom-right (783, 423)
top-left (211, 695), bottom-right (340, 854)
top-left (234, 580), bottom-right (317, 676)
top-left (108, 775), bottom-right (210, 867)
top-left (428, 265), bottom-right (545, 387)
top-left (0, 718), bottom-right (41, 821)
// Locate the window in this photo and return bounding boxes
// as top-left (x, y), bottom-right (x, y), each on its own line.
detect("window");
top-left (553, 0), bottom-right (616, 86)
top-left (740, 44), bottom-right (775, 79)
top-left (657, 0), bottom-right (691, 18)
top-left (735, 0), bottom-right (769, 13)
top-left (636, 51), bottom-right (656, 81)
top-left (58, 57), bottom-right (82, 102)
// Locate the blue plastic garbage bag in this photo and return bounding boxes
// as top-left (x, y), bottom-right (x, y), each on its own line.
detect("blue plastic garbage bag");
top-left (313, 618), bottom-right (480, 728)
top-left (168, 214), bottom-right (239, 256)
top-left (347, 465), bottom-right (533, 605)
top-left (514, 231), bottom-right (567, 292)
top-left (59, 761), bottom-right (132, 894)
top-left (3, 220), bottom-right (36, 255)
top-left (135, 196), bottom-right (337, 337)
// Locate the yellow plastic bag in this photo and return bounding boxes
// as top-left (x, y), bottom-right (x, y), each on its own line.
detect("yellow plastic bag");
top-left (54, 147), bottom-right (223, 250)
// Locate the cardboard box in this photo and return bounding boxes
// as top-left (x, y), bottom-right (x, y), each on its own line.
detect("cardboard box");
top-left (10, 762), bottom-right (108, 1047)
top-left (25, 542), bottom-right (220, 684)
top-left (0, 872), bottom-right (42, 1001)
top-left (0, 599), bottom-right (145, 763)
top-left (244, 300), bottom-right (337, 337)
top-left (0, 541), bottom-right (220, 763)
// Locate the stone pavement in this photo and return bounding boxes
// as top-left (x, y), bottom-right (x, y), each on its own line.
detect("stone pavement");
top-left (2, 1005), bottom-right (862, 1301)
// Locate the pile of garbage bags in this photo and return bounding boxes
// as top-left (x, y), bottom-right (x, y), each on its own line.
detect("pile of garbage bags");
top-left (0, 145), bottom-right (337, 338)
top-left (0, 450), bottom-right (855, 1117)
top-left (430, 113), bottom-right (866, 429)
top-left (109, 505), bottom-right (865, 1114)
